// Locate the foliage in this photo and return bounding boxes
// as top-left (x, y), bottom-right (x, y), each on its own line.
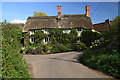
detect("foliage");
top-left (24, 33), bottom-right (30, 46)
top-left (33, 46), bottom-right (43, 54)
top-left (33, 11), bottom-right (48, 17)
top-left (69, 29), bottom-right (78, 43)
top-left (25, 46), bottom-right (33, 54)
top-left (2, 23), bottom-right (30, 78)
top-left (80, 47), bottom-right (120, 78)
top-left (64, 43), bottom-right (77, 51)
top-left (101, 16), bottom-right (120, 52)
top-left (50, 43), bottom-right (69, 53)
top-left (43, 44), bottom-right (52, 52)
top-left (76, 42), bottom-right (87, 50)
top-left (49, 29), bottom-right (64, 44)
top-left (31, 30), bottom-right (47, 44)
top-left (81, 30), bottom-right (100, 46)
top-left (50, 29), bottom-right (78, 44)
top-left (80, 16), bottom-right (120, 79)
top-left (24, 28), bottom-right (79, 54)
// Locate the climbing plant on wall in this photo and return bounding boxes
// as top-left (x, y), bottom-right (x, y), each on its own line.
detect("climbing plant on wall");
top-left (49, 29), bottom-right (78, 44)
top-left (30, 30), bottom-right (47, 44)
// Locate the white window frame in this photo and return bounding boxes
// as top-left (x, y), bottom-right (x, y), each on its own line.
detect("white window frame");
top-left (77, 28), bottom-right (83, 32)
top-left (63, 29), bottom-right (71, 33)
top-left (30, 30), bottom-right (35, 35)
top-left (30, 37), bottom-right (35, 43)
top-left (77, 36), bottom-right (81, 42)
top-left (42, 29), bottom-right (50, 34)
top-left (44, 37), bottom-right (51, 43)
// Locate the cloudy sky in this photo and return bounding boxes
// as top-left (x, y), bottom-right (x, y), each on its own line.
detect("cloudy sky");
top-left (1, 2), bottom-right (118, 24)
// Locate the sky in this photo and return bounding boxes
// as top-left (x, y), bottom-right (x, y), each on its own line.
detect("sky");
top-left (1, 2), bottom-right (118, 24)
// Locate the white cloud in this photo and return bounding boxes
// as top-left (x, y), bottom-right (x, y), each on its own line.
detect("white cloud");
top-left (10, 20), bottom-right (26, 24)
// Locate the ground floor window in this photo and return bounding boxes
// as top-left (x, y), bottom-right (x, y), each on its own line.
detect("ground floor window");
top-left (30, 37), bottom-right (35, 43)
top-left (45, 37), bottom-right (51, 43)
top-left (77, 36), bottom-right (81, 42)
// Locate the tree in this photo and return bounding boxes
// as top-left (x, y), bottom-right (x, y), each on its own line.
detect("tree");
top-left (33, 11), bottom-right (48, 17)
top-left (102, 16), bottom-right (120, 51)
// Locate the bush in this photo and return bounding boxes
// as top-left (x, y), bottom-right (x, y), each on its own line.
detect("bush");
top-left (80, 17), bottom-right (120, 78)
top-left (25, 46), bottom-right (33, 54)
top-left (80, 48), bottom-right (120, 78)
top-left (81, 30), bottom-right (100, 46)
top-left (51, 43), bottom-right (69, 53)
top-left (2, 23), bottom-right (30, 78)
top-left (33, 46), bottom-right (43, 54)
top-left (50, 29), bottom-right (78, 44)
top-left (76, 42), bottom-right (87, 50)
top-left (30, 30), bottom-right (47, 44)
top-left (43, 44), bottom-right (52, 52)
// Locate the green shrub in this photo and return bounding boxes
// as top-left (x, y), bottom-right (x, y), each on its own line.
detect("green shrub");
top-left (33, 44), bottom-right (44, 54)
top-left (51, 43), bottom-right (69, 53)
top-left (30, 30), bottom-right (47, 44)
top-left (25, 46), bottom-right (33, 54)
top-left (33, 47), bottom-right (43, 54)
top-left (81, 30), bottom-right (100, 46)
top-left (43, 45), bottom-right (52, 52)
top-left (50, 29), bottom-right (78, 44)
top-left (80, 48), bottom-right (120, 78)
top-left (2, 23), bottom-right (30, 78)
top-left (76, 42), bottom-right (87, 50)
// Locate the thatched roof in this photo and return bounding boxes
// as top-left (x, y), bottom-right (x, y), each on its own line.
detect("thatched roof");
top-left (23, 14), bottom-right (93, 32)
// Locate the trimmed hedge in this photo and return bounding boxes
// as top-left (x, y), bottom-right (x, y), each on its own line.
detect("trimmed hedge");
top-left (81, 30), bottom-right (100, 46)
top-left (2, 23), bottom-right (30, 78)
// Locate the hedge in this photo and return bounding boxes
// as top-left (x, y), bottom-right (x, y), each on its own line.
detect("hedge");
top-left (2, 23), bottom-right (30, 78)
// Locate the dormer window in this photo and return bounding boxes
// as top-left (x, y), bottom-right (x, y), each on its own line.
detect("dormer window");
top-left (77, 28), bottom-right (82, 31)
top-left (77, 28), bottom-right (83, 32)
top-left (70, 21), bottom-right (72, 25)
top-left (30, 30), bottom-right (35, 35)
top-left (42, 29), bottom-right (50, 34)
top-left (63, 29), bottom-right (70, 33)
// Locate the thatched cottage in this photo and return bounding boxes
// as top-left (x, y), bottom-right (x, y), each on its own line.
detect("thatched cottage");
top-left (23, 4), bottom-right (92, 44)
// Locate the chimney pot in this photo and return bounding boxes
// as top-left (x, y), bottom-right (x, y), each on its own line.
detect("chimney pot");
top-left (57, 4), bottom-right (61, 16)
top-left (86, 4), bottom-right (90, 17)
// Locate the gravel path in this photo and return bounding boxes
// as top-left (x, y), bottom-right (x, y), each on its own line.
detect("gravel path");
top-left (23, 52), bottom-right (112, 78)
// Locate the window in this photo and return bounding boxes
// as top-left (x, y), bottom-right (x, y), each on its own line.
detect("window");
top-left (77, 28), bottom-right (82, 31)
top-left (30, 37), bottom-right (35, 43)
top-left (70, 21), bottom-right (72, 25)
top-left (30, 30), bottom-right (35, 35)
top-left (63, 29), bottom-right (70, 33)
top-left (45, 37), bottom-right (51, 43)
top-left (42, 29), bottom-right (50, 34)
top-left (77, 36), bottom-right (81, 42)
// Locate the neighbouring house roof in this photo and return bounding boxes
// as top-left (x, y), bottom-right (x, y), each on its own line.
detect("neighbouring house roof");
top-left (23, 14), bottom-right (93, 32)
top-left (93, 20), bottom-right (115, 32)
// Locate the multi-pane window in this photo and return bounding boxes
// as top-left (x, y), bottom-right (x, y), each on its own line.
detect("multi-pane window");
top-left (77, 28), bottom-right (82, 32)
top-left (30, 30), bottom-right (35, 35)
top-left (63, 29), bottom-right (70, 33)
top-left (77, 36), bottom-right (81, 42)
top-left (30, 37), bottom-right (35, 43)
top-left (42, 29), bottom-right (50, 34)
top-left (45, 37), bottom-right (51, 43)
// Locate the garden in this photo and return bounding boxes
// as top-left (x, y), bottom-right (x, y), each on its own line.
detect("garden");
top-left (22, 28), bottom-right (100, 55)
top-left (80, 16), bottom-right (120, 79)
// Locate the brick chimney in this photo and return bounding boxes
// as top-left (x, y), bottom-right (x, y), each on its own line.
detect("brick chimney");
top-left (86, 4), bottom-right (90, 17)
top-left (57, 4), bottom-right (61, 16)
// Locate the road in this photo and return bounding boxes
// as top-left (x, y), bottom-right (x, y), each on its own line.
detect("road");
top-left (23, 52), bottom-right (112, 78)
